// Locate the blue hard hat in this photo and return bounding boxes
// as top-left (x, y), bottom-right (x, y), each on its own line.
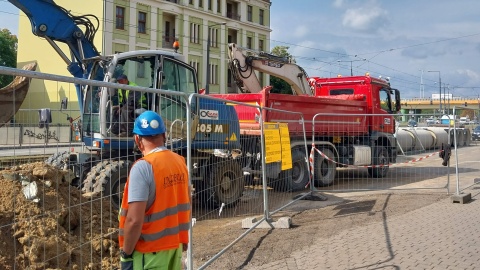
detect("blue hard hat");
top-left (133, 111), bottom-right (166, 136)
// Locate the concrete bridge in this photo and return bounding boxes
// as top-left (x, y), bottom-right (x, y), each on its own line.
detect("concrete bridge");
top-left (401, 97), bottom-right (480, 113)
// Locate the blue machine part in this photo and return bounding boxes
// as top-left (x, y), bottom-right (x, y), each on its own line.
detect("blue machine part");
top-left (192, 98), bottom-right (241, 150)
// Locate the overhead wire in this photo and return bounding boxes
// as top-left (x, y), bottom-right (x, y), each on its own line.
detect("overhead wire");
top-left (1, 0), bottom-right (479, 96)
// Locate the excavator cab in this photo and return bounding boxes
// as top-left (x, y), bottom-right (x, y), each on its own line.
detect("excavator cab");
top-left (80, 50), bottom-right (199, 150)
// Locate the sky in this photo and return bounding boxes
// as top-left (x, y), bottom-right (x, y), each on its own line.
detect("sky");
top-left (1, 0), bottom-right (480, 99)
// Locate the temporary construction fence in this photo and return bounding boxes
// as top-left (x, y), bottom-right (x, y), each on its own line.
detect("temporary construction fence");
top-left (0, 65), bottom-right (479, 269)
top-left (309, 112), bottom-right (474, 195)
top-left (190, 93), bottom-right (311, 270)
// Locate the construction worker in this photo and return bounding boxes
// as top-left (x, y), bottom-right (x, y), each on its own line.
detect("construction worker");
top-left (119, 111), bottom-right (191, 270)
top-left (111, 74), bottom-right (147, 136)
top-left (173, 38), bottom-right (180, 53)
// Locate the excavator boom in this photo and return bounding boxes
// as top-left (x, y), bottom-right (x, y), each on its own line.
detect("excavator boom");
top-left (228, 43), bottom-right (313, 96)
top-left (6, 0), bottom-right (102, 116)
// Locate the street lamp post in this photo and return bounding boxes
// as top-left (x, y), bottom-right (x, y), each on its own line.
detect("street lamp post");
top-left (337, 59), bottom-right (366, 76)
top-left (205, 22), bottom-right (226, 94)
top-left (427, 70), bottom-right (442, 114)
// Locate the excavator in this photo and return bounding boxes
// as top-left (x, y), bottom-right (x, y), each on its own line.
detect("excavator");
top-left (6, 0), bottom-right (245, 207)
top-left (215, 43), bottom-right (400, 190)
top-left (228, 43), bottom-right (313, 95)
top-left (0, 62), bottom-right (37, 127)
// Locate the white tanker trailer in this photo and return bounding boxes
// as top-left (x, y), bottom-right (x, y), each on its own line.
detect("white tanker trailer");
top-left (396, 126), bottom-right (471, 153)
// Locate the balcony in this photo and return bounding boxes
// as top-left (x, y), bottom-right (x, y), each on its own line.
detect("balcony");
top-left (226, 12), bottom-right (241, 21)
top-left (161, 35), bottom-right (176, 49)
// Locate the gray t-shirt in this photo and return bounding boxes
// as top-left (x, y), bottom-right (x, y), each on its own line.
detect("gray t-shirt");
top-left (127, 160), bottom-right (156, 209)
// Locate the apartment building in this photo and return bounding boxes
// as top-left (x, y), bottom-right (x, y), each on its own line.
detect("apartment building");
top-left (16, 0), bottom-right (271, 123)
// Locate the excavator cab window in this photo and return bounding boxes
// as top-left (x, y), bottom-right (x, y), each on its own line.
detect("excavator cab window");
top-left (157, 57), bottom-right (198, 139)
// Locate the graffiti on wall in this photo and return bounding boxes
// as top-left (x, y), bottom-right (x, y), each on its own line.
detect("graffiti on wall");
top-left (23, 129), bottom-right (59, 142)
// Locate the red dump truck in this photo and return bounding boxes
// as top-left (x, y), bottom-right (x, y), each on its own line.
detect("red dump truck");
top-left (212, 44), bottom-right (401, 191)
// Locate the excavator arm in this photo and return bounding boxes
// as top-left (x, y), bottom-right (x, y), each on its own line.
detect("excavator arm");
top-left (6, 0), bottom-right (101, 114)
top-left (228, 43), bottom-right (313, 96)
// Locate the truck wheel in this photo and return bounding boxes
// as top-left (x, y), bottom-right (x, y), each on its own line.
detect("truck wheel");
top-left (45, 151), bottom-right (70, 169)
top-left (314, 148), bottom-right (336, 187)
top-left (271, 169), bottom-right (293, 192)
top-left (368, 146), bottom-right (389, 178)
top-left (288, 147), bottom-right (310, 191)
top-left (84, 160), bottom-right (132, 208)
top-left (210, 159), bottom-right (244, 207)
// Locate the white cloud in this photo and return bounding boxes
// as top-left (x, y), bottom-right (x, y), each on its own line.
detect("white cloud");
top-left (293, 25), bottom-right (309, 38)
top-left (342, 6), bottom-right (388, 32)
top-left (333, 0), bottom-right (345, 8)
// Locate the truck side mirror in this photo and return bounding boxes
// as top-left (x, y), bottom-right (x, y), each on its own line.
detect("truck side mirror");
top-left (61, 97), bottom-right (68, 110)
top-left (394, 89), bottom-right (401, 112)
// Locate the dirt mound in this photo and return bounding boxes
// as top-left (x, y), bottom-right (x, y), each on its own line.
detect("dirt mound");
top-left (0, 162), bottom-right (120, 270)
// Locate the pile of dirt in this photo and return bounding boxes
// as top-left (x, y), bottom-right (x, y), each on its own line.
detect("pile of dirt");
top-left (0, 162), bottom-right (120, 270)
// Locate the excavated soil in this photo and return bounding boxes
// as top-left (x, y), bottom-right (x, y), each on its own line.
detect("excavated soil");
top-left (0, 162), bottom-right (119, 270)
top-left (0, 162), bottom-right (448, 269)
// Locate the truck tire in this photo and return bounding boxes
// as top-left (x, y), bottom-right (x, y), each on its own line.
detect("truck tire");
top-left (270, 169), bottom-right (292, 192)
top-left (209, 158), bottom-right (244, 207)
top-left (45, 151), bottom-right (70, 169)
top-left (288, 147), bottom-right (310, 191)
top-left (84, 160), bottom-right (132, 208)
top-left (368, 146), bottom-right (389, 178)
top-left (314, 148), bottom-right (336, 187)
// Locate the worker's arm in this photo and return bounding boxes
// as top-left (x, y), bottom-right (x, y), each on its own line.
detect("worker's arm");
top-left (122, 200), bottom-right (147, 255)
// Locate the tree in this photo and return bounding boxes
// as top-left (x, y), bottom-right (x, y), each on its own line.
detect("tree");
top-left (0, 28), bottom-right (18, 88)
top-left (269, 46), bottom-right (293, 94)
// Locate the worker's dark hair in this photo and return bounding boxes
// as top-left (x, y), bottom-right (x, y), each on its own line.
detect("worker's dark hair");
top-left (117, 74), bottom-right (128, 80)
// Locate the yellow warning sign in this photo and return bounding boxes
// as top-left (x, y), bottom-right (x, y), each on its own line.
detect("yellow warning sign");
top-left (279, 123), bottom-right (292, 170)
top-left (229, 133), bottom-right (237, 141)
top-left (264, 123), bottom-right (282, 163)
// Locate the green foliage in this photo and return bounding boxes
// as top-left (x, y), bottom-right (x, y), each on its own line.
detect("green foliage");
top-left (0, 28), bottom-right (18, 88)
top-left (269, 46), bottom-right (294, 94)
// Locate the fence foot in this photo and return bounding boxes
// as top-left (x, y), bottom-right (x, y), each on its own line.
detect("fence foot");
top-left (451, 193), bottom-right (471, 204)
top-left (293, 192), bottom-right (328, 201)
top-left (241, 217), bottom-right (291, 229)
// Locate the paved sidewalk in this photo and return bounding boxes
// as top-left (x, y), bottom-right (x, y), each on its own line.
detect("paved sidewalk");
top-left (246, 188), bottom-right (480, 270)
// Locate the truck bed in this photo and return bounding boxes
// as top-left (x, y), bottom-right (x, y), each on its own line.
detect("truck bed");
top-left (212, 89), bottom-right (369, 137)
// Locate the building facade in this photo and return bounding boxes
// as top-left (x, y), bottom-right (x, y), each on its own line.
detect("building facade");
top-left (16, 0), bottom-right (271, 123)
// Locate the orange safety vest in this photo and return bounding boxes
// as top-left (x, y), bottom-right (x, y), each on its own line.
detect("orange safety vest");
top-left (119, 150), bottom-right (191, 253)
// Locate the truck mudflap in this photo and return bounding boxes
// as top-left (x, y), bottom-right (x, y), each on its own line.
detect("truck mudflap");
top-left (0, 62), bottom-right (37, 127)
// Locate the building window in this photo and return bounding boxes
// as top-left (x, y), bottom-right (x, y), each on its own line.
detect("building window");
top-left (259, 9), bottom-right (264, 25)
top-left (137, 62), bottom-right (145, 78)
top-left (210, 28), bottom-right (219, 47)
top-left (259, 39), bottom-right (264, 51)
top-left (247, 37), bottom-right (252, 49)
top-left (209, 63), bottom-right (218, 85)
top-left (217, 0), bottom-right (221, 13)
top-left (199, 0), bottom-right (203, 8)
top-left (138, 11), bottom-right (146, 33)
top-left (247, 5), bottom-right (252, 22)
top-left (190, 23), bottom-right (200, 43)
top-left (116, 6), bottom-right (125, 30)
top-left (189, 60), bottom-right (199, 82)
top-left (208, 0), bottom-right (212, 10)
top-left (189, 0), bottom-right (193, 4)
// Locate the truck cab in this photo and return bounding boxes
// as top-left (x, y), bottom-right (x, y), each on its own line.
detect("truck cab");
top-left (312, 75), bottom-right (401, 135)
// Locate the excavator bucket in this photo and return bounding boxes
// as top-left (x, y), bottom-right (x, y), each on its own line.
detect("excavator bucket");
top-left (0, 62), bottom-right (37, 127)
